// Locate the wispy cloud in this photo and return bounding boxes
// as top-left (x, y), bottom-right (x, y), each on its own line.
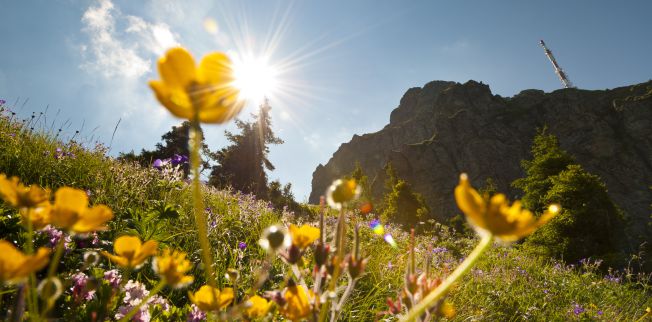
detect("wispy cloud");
top-left (79, 0), bottom-right (179, 79)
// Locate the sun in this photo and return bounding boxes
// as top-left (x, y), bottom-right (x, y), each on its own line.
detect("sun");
top-left (232, 54), bottom-right (279, 103)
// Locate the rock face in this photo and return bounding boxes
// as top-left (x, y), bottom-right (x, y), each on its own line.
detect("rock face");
top-left (310, 80), bottom-right (652, 241)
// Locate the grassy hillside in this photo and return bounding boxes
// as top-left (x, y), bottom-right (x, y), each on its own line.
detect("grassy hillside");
top-left (0, 103), bottom-right (650, 321)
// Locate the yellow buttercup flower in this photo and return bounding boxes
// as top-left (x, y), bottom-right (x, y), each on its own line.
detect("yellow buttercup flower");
top-left (149, 47), bottom-right (243, 123)
top-left (20, 203), bottom-right (52, 230)
top-left (153, 249), bottom-right (194, 288)
top-left (0, 174), bottom-right (50, 209)
top-left (454, 173), bottom-right (560, 242)
top-left (0, 240), bottom-right (51, 285)
top-left (326, 178), bottom-right (360, 209)
top-left (188, 285), bottom-right (234, 312)
top-left (101, 236), bottom-right (158, 269)
top-left (280, 285), bottom-right (313, 321)
top-left (245, 295), bottom-right (272, 318)
top-left (289, 224), bottom-right (320, 249)
top-left (49, 187), bottom-right (113, 233)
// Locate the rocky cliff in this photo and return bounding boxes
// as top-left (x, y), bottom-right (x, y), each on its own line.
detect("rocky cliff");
top-left (310, 80), bottom-right (652, 240)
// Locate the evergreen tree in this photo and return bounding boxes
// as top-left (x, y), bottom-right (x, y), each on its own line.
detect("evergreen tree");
top-left (380, 162), bottom-right (429, 228)
top-left (512, 127), bottom-right (574, 212)
top-left (514, 129), bottom-right (625, 264)
top-left (209, 99), bottom-right (283, 197)
top-left (118, 121), bottom-right (210, 176)
top-left (348, 162), bottom-right (372, 202)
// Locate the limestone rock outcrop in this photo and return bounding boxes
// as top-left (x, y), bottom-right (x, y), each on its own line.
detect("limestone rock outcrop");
top-left (310, 80), bottom-right (652, 242)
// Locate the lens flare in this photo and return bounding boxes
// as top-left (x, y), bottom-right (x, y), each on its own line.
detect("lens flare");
top-left (369, 219), bottom-right (384, 235)
top-left (232, 54), bottom-right (279, 103)
top-left (384, 234), bottom-right (397, 248)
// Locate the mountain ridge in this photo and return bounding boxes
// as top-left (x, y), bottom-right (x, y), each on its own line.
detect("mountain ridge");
top-left (310, 79), bottom-right (652, 243)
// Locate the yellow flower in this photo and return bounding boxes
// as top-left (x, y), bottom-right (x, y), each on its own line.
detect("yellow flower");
top-left (0, 174), bottom-right (50, 209)
top-left (153, 249), bottom-right (194, 288)
top-left (280, 285), bottom-right (312, 321)
top-left (20, 203), bottom-right (52, 230)
top-left (454, 173), bottom-right (560, 242)
top-left (101, 236), bottom-right (158, 269)
top-left (0, 240), bottom-right (51, 285)
top-left (49, 187), bottom-right (113, 233)
top-left (188, 285), bottom-right (234, 312)
top-left (289, 224), bottom-right (320, 249)
top-left (245, 295), bottom-right (272, 318)
top-left (326, 178), bottom-right (360, 209)
top-left (149, 47), bottom-right (243, 123)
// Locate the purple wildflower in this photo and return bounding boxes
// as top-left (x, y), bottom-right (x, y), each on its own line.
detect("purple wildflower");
top-left (41, 225), bottom-right (63, 247)
top-left (70, 272), bottom-right (96, 301)
top-left (604, 274), bottom-right (621, 283)
top-left (597, 310), bottom-right (603, 316)
top-left (170, 154), bottom-right (189, 166)
top-left (0, 99), bottom-right (6, 105)
top-left (116, 280), bottom-right (151, 321)
top-left (152, 159), bottom-right (164, 169)
top-left (238, 242), bottom-right (247, 250)
top-left (104, 269), bottom-right (122, 289)
top-left (149, 295), bottom-right (170, 311)
top-left (573, 304), bottom-right (585, 315)
top-left (187, 304), bottom-right (206, 322)
top-left (432, 247), bottom-right (448, 254)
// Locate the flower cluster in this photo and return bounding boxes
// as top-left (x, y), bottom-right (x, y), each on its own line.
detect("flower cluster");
top-left (152, 154), bottom-right (189, 169)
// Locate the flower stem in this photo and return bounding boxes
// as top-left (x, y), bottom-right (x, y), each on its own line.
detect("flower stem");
top-left (400, 234), bottom-right (493, 322)
top-left (40, 236), bottom-right (66, 318)
top-left (24, 214), bottom-right (38, 321)
top-left (189, 109), bottom-right (218, 307)
top-left (319, 207), bottom-right (347, 322)
top-left (118, 280), bottom-right (165, 322)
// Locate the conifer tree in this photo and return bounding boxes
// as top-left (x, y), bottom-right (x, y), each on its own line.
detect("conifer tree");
top-left (208, 99), bottom-right (283, 198)
top-left (380, 162), bottom-right (429, 228)
top-left (514, 128), bottom-right (625, 264)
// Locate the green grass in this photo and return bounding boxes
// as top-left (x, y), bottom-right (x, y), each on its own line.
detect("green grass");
top-left (0, 105), bottom-right (650, 321)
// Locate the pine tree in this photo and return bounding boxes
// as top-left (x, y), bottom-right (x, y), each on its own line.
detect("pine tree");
top-left (514, 129), bottom-right (625, 264)
top-left (348, 162), bottom-right (372, 202)
top-left (380, 162), bottom-right (429, 228)
top-left (209, 99), bottom-right (283, 198)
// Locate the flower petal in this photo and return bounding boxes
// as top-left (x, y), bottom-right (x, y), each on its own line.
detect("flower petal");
top-left (197, 52), bottom-right (234, 84)
top-left (149, 81), bottom-right (193, 119)
top-left (158, 47), bottom-right (196, 90)
top-left (114, 235), bottom-right (142, 260)
top-left (101, 251), bottom-right (129, 267)
top-left (54, 187), bottom-right (88, 215)
top-left (454, 174), bottom-right (486, 228)
top-left (72, 205), bottom-right (113, 233)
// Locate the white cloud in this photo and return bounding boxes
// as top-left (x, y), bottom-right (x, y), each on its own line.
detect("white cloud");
top-left (79, 0), bottom-right (179, 79)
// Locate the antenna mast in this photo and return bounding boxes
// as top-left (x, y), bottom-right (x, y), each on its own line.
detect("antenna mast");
top-left (539, 40), bottom-right (575, 89)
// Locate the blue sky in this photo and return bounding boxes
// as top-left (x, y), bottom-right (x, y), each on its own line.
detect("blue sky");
top-left (1, 0), bottom-right (651, 200)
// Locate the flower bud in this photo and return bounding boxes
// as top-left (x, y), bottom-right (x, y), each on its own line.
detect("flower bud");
top-left (284, 245), bottom-right (302, 265)
top-left (326, 179), bottom-right (360, 210)
top-left (314, 242), bottom-right (330, 267)
top-left (83, 251), bottom-right (100, 266)
top-left (345, 254), bottom-right (367, 279)
top-left (38, 277), bottom-right (63, 302)
top-left (259, 225), bottom-right (291, 253)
